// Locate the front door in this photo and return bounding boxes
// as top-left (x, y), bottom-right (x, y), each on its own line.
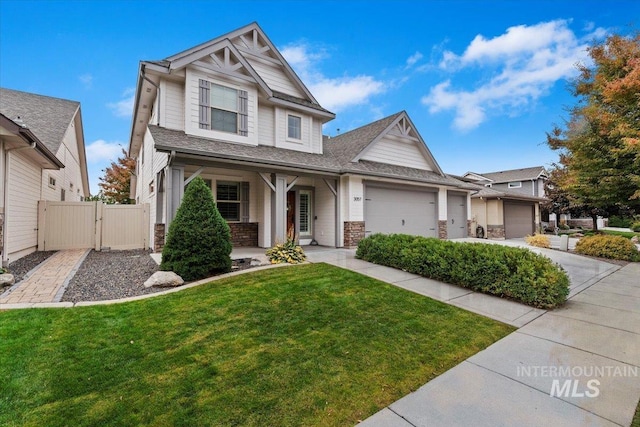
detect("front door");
top-left (287, 191), bottom-right (296, 238)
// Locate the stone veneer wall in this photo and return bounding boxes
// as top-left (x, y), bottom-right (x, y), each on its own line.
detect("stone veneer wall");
top-left (487, 224), bottom-right (505, 239)
top-left (154, 223), bottom-right (165, 253)
top-left (228, 222), bottom-right (259, 247)
top-left (438, 220), bottom-right (447, 239)
top-left (344, 221), bottom-right (365, 248)
top-left (467, 220), bottom-right (472, 238)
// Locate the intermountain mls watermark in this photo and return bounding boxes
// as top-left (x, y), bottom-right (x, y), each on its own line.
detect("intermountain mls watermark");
top-left (517, 365), bottom-right (638, 398)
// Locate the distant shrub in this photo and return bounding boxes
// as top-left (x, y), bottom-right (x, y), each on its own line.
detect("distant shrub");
top-left (525, 234), bottom-right (551, 248)
top-left (608, 216), bottom-right (634, 228)
top-left (161, 176), bottom-right (232, 281)
top-left (266, 239), bottom-right (306, 264)
top-left (356, 234), bottom-right (569, 309)
top-left (575, 234), bottom-right (639, 261)
top-left (558, 223), bottom-right (570, 230)
top-left (631, 222), bottom-right (640, 232)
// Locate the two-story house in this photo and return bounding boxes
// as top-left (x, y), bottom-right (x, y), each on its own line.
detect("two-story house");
top-left (0, 88), bottom-right (90, 263)
top-left (129, 22), bottom-right (475, 252)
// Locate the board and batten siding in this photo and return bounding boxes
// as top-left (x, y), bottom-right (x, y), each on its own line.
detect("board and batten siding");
top-left (361, 136), bottom-right (432, 170)
top-left (161, 79), bottom-right (185, 131)
top-left (244, 58), bottom-right (304, 98)
top-left (183, 67), bottom-right (258, 145)
top-left (6, 150), bottom-right (42, 261)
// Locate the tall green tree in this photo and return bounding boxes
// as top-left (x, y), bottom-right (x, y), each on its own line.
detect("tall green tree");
top-left (97, 148), bottom-right (136, 204)
top-left (547, 33), bottom-right (640, 229)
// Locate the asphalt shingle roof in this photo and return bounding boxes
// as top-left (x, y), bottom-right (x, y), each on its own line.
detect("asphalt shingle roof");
top-left (476, 166), bottom-right (547, 183)
top-left (0, 88), bottom-right (79, 155)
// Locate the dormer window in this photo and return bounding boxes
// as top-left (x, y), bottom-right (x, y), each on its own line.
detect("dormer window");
top-left (199, 79), bottom-right (248, 136)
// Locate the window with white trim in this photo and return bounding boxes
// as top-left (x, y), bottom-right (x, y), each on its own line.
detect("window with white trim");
top-left (199, 80), bottom-right (248, 136)
top-left (215, 181), bottom-right (250, 222)
top-left (299, 190), bottom-right (312, 235)
top-left (287, 114), bottom-right (301, 140)
top-left (48, 175), bottom-right (56, 189)
top-left (508, 181), bottom-right (522, 188)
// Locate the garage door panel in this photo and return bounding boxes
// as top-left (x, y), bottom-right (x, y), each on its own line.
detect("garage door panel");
top-left (365, 186), bottom-right (437, 238)
top-left (504, 202), bottom-right (534, 239)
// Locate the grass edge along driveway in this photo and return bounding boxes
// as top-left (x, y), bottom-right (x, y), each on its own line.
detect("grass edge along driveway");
top-left (0, 263), bottom-right (513, 427)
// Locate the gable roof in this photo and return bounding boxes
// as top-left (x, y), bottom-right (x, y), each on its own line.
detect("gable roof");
top-left (0, 113), bottom-right (64, 168)
top-left (472, 166), bottom-right (547, 183)
top-left (463, 180), bottom-right (547, 202)
top-left (324, 111), bottom-right (446, 176)
top-left (0, 87), bottom-right (79, 155)
top-left (149, 125), bottom-right (468, 188)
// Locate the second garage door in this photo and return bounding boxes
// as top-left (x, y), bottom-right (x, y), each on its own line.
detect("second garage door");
top-left (504, 202), bottom-right (534, 238)
top-left (364, 185), bottom-right (438, 237)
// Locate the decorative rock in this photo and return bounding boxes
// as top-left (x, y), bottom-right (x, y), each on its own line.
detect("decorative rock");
top-left (0, 273), bottom-right (15, 286)
top-left (631, 235), bottom-right (639, 244)
top-left (143, 271), bottom-right (184, 288)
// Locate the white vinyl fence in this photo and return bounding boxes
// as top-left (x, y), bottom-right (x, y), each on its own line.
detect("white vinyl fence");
top-left (37, 201), bottom-right (149, 251)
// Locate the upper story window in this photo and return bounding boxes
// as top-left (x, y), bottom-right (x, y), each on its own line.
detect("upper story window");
top-left (199, 80), bottom-right (248, 136)
top-left (287, 114), bottom-right (302, 140)
top-left (508, 181), bottom-right (522, 188)
top-left (48, 175), bottom-right (56, 189)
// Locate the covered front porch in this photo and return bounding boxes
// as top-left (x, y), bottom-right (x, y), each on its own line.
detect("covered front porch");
top-left (153, 158), bottom-right (340, 251)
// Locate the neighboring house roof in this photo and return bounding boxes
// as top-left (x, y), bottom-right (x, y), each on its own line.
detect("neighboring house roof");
top-left (0, 88), bottom-right (79, 155)
top-left (0, 113), bottom-right (64, 168)
top-left (149, 124), bottom-right (470, 188)
top-left (469, 166), bottom-right (548, 183)
top-left (467, 182), bottom-right (546, 202)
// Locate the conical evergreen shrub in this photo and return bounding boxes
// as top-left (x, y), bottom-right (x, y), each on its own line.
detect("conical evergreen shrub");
top-left (160, 176), bottom-right (232, 281)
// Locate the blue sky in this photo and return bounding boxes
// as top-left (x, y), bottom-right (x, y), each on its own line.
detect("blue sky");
top-left (1, 0), bottom-right (637, 195)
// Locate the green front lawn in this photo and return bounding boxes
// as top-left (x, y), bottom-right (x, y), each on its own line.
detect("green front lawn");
top-left (0, 263), bottom-right (513, 426)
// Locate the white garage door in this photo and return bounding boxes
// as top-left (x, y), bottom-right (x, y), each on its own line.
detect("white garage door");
top-left (504, 202), bottom-right (535, 238)
top-left (364, 185), bottom-right (437, 237)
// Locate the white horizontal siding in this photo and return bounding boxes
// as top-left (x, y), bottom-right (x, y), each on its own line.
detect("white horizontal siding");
top-left (247, 59), bottom-right (304, 98)
top-left (7, 150), bottom-right (41, 261)
top-left (314, 179), bottom-right (336, 246)
top-left (162, 80), bottom-right (185, 131)
top-left (361, 136), bottom-right (432, 171)
top-left (274, 107), bottom-right (314, 153)
top-left (258, 104), bottom-right (275, 146)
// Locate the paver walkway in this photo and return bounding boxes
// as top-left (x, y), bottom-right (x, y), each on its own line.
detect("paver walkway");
top-left (0, 249), bottom-right (88, 305)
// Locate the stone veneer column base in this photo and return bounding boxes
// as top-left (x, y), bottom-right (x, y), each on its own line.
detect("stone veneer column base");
top-left (154, 223), bottom-right (166, 253)
top-left (467, 220), bottom-right (473, 238)
top-left (438, 220), bottom-right (448, 239)
top-left (343, 221), bottom-right (365, 248)
top-left (487, 224), bottom-right (505, 239)
top-left (228, 222), bottom-right (259, 247)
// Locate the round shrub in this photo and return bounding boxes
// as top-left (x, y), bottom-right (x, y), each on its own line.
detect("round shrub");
top-left (525, 234), bottom-right (551, 248)
top-left (575, 234), bottom-right (640, 261)
top-left (631, 222), bottom-right (640, 232)
top-left (356, 234), bottom-right (569, 308)
top-left (160, 176), bottom-right (232, 281)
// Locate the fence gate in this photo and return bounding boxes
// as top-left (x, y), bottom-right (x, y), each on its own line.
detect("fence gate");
top-left (38, 201), bottom-right (149, 251)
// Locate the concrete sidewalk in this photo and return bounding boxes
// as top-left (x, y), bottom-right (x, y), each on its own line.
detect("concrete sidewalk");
top-left (307, 246), bottom-right (639, 427)
top-left (0, 249), bottom-right (89, 306)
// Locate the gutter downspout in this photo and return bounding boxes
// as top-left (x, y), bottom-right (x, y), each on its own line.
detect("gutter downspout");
top-left (3, 140), bottom-right (37, 266)
top-left (141, 70), bottom-right (161, 125)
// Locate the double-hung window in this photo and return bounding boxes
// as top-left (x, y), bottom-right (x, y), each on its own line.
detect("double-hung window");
top-left (215, 181), bottom-right (250, 222)
top-left (199, 80), bottom-right (248, 136)
top-left (287, 114), bottom-right (301, 140)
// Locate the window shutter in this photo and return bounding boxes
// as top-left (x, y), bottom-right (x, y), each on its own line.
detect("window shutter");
top-left (199, 79), bottom-right (210, 129)
top-left (238, 90), bottom-right (248, 136)
top-left (240, 181), bottom-right (250, 222)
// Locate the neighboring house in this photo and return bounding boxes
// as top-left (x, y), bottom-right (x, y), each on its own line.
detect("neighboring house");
top-left (129, 22), bottom-right (475, 251)
top-left (0, 88), bottom-right (90, 264)
top-left (458, 167), bottom-right (548, 239)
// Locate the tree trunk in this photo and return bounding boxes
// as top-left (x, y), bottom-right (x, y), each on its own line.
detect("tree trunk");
top-left (592, 213), bottom-right (599, 231)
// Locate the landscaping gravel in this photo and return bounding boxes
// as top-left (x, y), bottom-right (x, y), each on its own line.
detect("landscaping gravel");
top-left (7, 251), bottom-right (57, 284)
top-left (61, 250), bottom-right (161, 303)
top-left (61, 250), bottom-right (259, 303)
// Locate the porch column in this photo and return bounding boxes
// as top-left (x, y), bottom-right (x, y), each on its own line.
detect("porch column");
top-left (438, 187), bottom-right (448, 239)
top-left (271, 173), bottom-right (287, 245)
top-left (165, 165), bottom-right (184, 226)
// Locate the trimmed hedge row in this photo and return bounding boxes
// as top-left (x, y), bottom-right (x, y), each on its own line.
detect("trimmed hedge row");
top-left (356, 234), bottom-right (569, 309)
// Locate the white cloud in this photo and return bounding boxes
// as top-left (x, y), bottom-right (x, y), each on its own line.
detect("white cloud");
top-left (79, 73), bottom-right (93, 89)
top-left (405, 51), bottom-right (424, 68)
top-left (107, 88), bottom-right (135, 118)
top-left (85, 139), bottom-right (124, 163)
top-left (281, 43), bottom-right (385, 112)
top-left (423, 20), bottom-right (606, 131)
